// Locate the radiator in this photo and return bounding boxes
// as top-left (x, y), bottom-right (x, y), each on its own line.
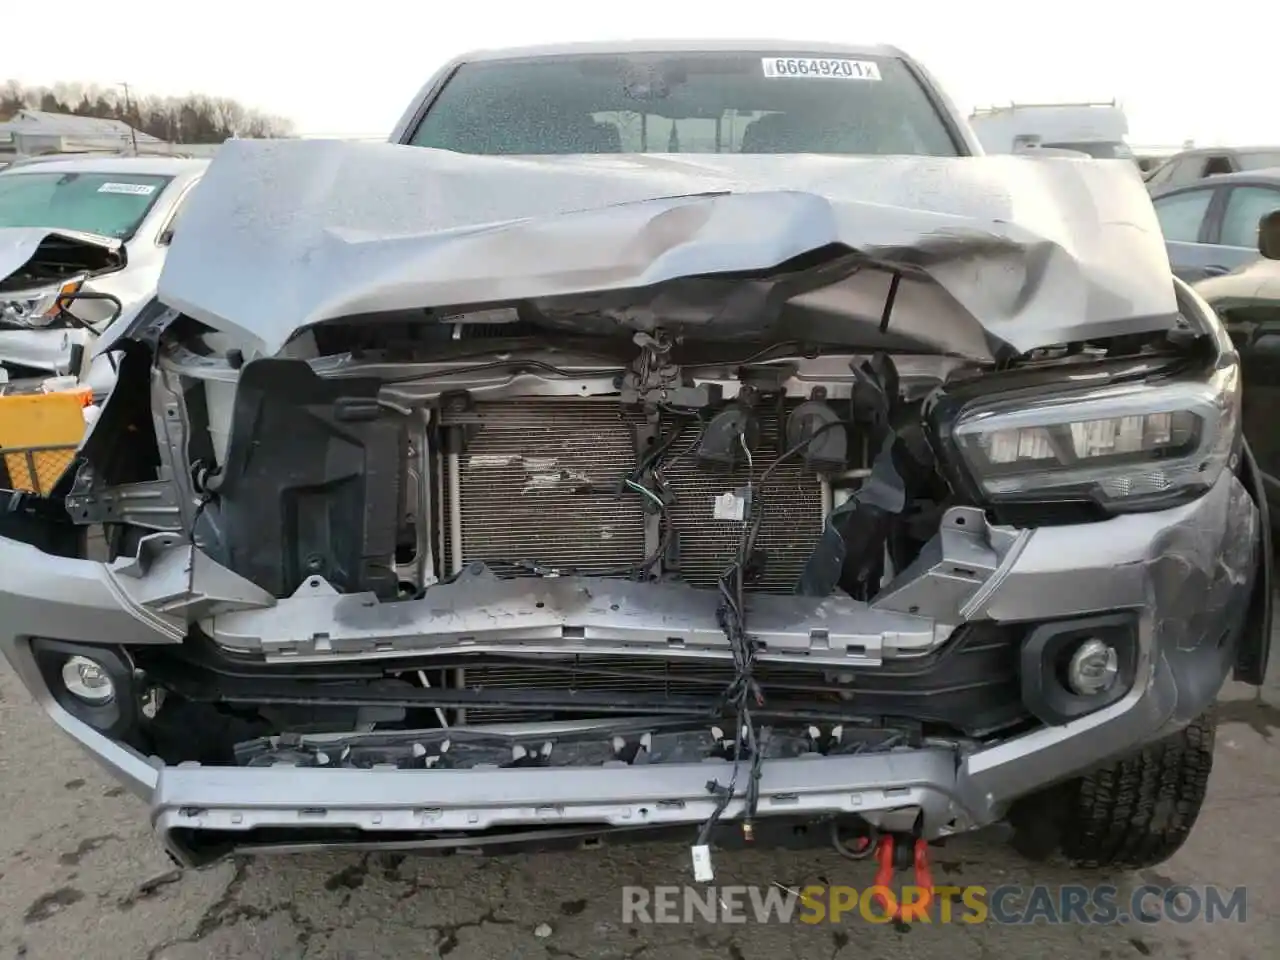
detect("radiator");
top-left (447, 399), bottom-right (647, 577)
top-left (439, 398), bottom-right (826, 593)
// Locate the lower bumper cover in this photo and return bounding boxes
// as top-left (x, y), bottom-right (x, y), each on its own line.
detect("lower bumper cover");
top-left (0, 471), bottom-right (1262, 863)
top-left (149, 649), bottom-right (1178, 863)
top-left (147, 636), bottom-right (1181, 863)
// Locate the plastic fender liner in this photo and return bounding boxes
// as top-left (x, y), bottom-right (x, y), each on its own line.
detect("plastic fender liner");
top-left (0, 489), bottom-right (85, 557)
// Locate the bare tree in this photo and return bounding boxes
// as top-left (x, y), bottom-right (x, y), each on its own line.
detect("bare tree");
top-left (0, 80), bottom-right (23, 116)
top-left (0, 80), bottom-right (294, 141)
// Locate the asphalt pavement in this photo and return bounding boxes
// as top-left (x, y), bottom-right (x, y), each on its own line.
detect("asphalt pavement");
top-left (0, 641), bottom-right (1276, 959)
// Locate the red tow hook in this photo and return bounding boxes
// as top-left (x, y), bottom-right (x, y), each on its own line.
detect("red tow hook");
top-left (871, 834), bottom-right (934, 922)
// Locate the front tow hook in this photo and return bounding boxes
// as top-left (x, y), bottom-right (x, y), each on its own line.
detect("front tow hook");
top-left (872, 832), bottom-right (934, 922)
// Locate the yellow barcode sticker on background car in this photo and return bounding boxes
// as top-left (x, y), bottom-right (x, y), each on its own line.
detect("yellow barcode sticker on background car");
top-left (761, 58), bottom-right (882, 80)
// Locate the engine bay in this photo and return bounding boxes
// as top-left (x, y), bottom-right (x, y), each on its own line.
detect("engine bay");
top-left (164, 325), bottom-right (960, 609)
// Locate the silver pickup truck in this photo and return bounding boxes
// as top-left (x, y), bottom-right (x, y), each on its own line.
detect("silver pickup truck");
top-left (0, 41), bottom-right (1270, 908)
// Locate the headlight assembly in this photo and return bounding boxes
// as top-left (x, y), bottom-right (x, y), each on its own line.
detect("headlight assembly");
top-left (946, 363), bottom-right (1239, 512)
top-left (0, 275), bottom-right (85, 328)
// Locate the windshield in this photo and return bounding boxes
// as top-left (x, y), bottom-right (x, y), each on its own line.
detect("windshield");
top-left (0, 171), bottom-right (172, 239)
top-left (1042, 140), bottom-right (1134, 160)
top-left (408, 51), bottom-right (960, 157)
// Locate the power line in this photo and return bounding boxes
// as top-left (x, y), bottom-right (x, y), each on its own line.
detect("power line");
top-left (118, 81), bottom-right (140, 154)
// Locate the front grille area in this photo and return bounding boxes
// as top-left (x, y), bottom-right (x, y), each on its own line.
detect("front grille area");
top-left (661, 414), bottom-right (823, 592)
top-left (447, 400), bottom-right (648, 577)
top-left (453, 622), bottom-right (1028, 735)
top-left (440, 398), bottom-right (825, 593)
top-left (139, 624), bottom-right (1030, 743)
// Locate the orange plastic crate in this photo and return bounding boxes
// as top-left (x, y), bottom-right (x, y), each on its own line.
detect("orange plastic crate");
top-left (0, 387), bottom-right (92, 495)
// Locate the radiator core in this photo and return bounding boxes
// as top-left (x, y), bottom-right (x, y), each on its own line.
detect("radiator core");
top-left (441, 399), bottom-right (826, 593)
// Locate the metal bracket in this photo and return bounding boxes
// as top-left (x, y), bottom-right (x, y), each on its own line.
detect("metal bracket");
top-left (619, 331), bottom-right (709, 407)
top-left (871, 506), bottom-right (1029, 620)
top-left (66, 479), bottom-right (182, 530)
top-left (113, 530), bottom-right (187, 579)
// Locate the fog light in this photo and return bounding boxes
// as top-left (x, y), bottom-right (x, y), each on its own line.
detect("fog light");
top-left (60, 656), bottom-right (115, 704)
top-left (1066, 639), bottom-right (1119, 695)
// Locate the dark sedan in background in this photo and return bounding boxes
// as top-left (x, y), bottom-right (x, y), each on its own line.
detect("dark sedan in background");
top-left (1194, 210), bottom-right (1280, 526)
top-left (1153, 168), bottom-right (1280, 282)
top-left (1146, 145), bottom-right (1280, 190)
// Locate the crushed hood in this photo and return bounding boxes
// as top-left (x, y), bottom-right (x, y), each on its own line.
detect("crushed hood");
top-left (153, 138), bottom-right (1179, 359)
top-left (0, 228), bottom-right (124, 291)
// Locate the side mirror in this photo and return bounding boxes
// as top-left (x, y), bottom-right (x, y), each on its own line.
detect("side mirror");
top-left (157, 227), bottom-right (175, 246)
top-left (1259, 210), bottom-right (1280, 260)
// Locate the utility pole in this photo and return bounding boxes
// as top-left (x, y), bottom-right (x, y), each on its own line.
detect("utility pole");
top-left (118, 82), bottom-right (140, 155)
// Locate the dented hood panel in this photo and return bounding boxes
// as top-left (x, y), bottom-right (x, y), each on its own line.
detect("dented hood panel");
top-left (0, 228), bottom-right (124, 289)
top-left (154, 139), bottom-right (1178, 359)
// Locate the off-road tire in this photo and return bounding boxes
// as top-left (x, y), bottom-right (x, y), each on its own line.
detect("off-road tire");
top-left (1011, 707), bottom-right (1216, 870)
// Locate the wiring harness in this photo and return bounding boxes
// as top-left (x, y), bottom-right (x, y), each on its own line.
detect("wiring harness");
top-left (690, 418), bottom-right (852, 879)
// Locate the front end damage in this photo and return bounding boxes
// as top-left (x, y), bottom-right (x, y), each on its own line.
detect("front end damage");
top-left (0, 141), bottom-right (1269, 866)
top-left (0, 228), bottom-right (126, 385)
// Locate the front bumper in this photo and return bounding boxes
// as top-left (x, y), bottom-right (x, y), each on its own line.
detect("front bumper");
top-left (0, 470), bottom-right (1264, 864)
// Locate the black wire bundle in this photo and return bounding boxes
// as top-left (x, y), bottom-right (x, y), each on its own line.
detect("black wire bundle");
top-left (605, 410), bottom-right (856, 859)
top-left (694, 418), bottom-right (854, 853)
top-left (694, 525), bottom-right (766, 848)
top-left (611, 407), bottom-right (710, 580)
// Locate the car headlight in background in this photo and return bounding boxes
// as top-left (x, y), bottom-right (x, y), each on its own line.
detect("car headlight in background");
top-left (949, 363), bottom-right (1239, 511)
top-left (0, 275), bottom-right (85, 327)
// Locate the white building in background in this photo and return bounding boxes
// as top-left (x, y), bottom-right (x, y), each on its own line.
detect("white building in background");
top-left (0, 110), bottom-right (222, 161)
top-left (967, 101), bottom-right (1133, 160)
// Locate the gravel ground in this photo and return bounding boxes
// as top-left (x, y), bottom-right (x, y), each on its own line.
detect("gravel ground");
top-left (0, 648), bottom-right (1276, 959)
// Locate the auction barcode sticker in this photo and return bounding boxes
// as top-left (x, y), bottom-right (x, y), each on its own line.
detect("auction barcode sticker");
top-left (97, 182), bottom-right (157, 196)
top-left (762, 58), bottom-right (882, 80)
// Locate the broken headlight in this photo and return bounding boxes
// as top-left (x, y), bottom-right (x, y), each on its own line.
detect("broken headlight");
top-left (0, 275), bottom-right (84, 327)
top-left (949, 364), bottom-right (1239, 511)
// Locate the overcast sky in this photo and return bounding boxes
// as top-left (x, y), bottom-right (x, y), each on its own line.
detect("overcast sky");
top-left (7, 0), bottom-right (1271, 147)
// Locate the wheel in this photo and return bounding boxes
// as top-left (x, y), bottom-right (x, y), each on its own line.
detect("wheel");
top-left (1010, 707), bottom-right (1216, 870)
